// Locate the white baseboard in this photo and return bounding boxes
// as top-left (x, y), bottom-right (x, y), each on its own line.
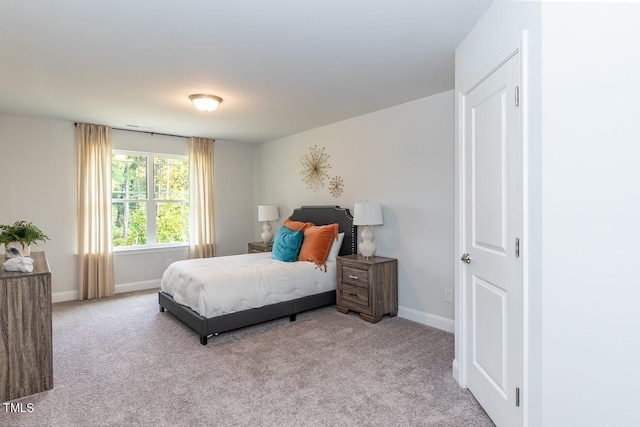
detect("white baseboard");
top-left (452, 359), bottom-right (464, 386)
top-left (52, 279), bottom-right (160, 303)
top-left (115, 279), bottom-right (160, 294)
top-left (397, 305), bottom-right (455, 333)
top-left (52, 290), bottom-right (78, 303)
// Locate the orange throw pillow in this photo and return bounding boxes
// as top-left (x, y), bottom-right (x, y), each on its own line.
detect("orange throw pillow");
top-left (298, 223), bottom-right (339, 269)
top-left (284, 218), bottom-right (313, 232)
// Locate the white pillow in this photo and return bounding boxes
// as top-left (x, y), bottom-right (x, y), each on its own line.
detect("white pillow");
top-left (327, 232), bottom-right (345, 261)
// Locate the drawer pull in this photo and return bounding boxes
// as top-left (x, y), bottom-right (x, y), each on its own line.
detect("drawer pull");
top-left (348, 275), bottom-right (359, 280)
top-left (349, 292), bottom-right (358, 297)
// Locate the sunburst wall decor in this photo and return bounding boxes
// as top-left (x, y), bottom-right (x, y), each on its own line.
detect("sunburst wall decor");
top-left (328, 175), bottom-right (344, 198)
top-left (300, 145), bottom-right (331, 191)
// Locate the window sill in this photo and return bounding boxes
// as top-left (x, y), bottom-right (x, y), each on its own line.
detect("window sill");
top-left (113, 244), bottom-right (188, 256)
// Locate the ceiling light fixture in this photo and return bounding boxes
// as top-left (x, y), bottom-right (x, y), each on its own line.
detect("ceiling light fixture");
top-left (189, 94), bottom-right (223, 112)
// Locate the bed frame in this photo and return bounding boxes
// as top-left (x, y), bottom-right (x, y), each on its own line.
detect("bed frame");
top-left (158, 205), bottom-right (356, 345)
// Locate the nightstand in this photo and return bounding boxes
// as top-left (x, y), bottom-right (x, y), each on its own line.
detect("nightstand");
top-left (336, 254), bottom-right (398, 323)
top-left (248, 241), bottom-right (273, 253)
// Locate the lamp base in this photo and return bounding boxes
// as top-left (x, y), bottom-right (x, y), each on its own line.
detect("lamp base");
top-left (261, 221), bottom-right (273, 244)
top-left (358, 225), bottom-right (377, 258)
top-left (359, 241), bottom-right (377, 258)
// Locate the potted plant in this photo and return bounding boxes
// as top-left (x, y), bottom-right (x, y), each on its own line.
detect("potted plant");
top-left (0, 221), bottom-right (50, 257)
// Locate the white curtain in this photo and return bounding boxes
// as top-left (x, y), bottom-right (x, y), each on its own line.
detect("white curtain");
top-left (76, 123), bottom-right (114, 299)
top-left (189, 137), bottom-right (216, 259)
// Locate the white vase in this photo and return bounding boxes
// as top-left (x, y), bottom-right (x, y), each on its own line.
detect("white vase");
top-left (6, 241), bottom-right (30, 258)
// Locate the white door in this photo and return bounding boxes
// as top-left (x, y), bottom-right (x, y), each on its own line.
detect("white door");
top-left (461, 52), bottom-right (522, 427)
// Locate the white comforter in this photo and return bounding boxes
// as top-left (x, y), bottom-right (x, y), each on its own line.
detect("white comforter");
top-left (160, 252), bottom-right (337, 318)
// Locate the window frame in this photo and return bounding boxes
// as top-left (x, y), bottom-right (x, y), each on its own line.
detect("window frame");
top-left (112, 149), bottom-right (189, 251)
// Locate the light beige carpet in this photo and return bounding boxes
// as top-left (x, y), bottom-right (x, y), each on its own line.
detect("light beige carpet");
top-left (1, 290), bottom-right (493, 426)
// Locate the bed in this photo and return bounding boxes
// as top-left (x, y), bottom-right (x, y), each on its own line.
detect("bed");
top-left (158, 205), bottom-right (356, 345)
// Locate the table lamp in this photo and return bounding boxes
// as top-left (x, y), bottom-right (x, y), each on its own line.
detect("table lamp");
top-left (353, 202), bottom-right (383, 258)
top-left (258, 204), bottom-right (279, 244)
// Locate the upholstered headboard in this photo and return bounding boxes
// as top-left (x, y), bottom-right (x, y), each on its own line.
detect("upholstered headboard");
top-left (289, 205), bottom-right (357, 256)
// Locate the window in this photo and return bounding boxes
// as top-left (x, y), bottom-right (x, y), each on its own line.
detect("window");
top-left (112, 151), bottom-right (189, 248)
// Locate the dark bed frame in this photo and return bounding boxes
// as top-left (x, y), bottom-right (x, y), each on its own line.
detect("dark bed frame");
top-left (158, 205), bottom-right (356, 345)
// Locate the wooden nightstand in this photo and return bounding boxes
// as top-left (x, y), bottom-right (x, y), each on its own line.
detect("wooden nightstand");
top-left (336, 254), bottom-right (398, 323)
top-left (248, 241), bottom-right (273, 253)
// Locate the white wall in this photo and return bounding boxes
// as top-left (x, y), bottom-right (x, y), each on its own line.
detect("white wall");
top-left (540, 2), bottom-right (640, 426)
top-left (214, 139), bottom-right (256, 256)
top-left (0, 115), bottom-right (256, 300)
top-left (457, 1), bottom-right (640, 426)
top-left (0, 115), bottom-right (76, 298)
top-left (255, 91), bottom-right (455, 330)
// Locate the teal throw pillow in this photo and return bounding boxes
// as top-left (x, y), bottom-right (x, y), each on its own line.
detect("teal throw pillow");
top-left (272, 226), bottom-right (304, 262)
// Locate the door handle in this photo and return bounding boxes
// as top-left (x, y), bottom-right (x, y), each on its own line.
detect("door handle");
top-left (460, 253), bottom-right (471, 264)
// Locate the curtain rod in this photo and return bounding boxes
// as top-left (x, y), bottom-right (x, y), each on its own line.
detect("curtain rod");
top-left (74, 122), bottom-right (191, 139)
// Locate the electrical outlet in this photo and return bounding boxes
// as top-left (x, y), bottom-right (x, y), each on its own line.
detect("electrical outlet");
top-left (444, 289), bottom-right (453, 303)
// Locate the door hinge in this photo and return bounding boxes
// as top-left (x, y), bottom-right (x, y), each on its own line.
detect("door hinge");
top-left (515, 238), bottom-right (520, 257)
top-left (516, 387), bottom-right (520, 407)
top-left (515, 86), bottom-right (520, 106)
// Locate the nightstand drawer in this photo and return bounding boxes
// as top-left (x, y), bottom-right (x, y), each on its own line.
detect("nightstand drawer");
top-left (342, 266), bottom-right (369, 287)
top-left (342, 283), bottom-right (369, 307)
top-left (248, 242), bottom-right (273, 253)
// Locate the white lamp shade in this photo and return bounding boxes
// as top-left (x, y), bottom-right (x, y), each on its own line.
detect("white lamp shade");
top-left (189, 94), bottom-right (222, 112)
top-left (258, 204), bottom-right (279, 222)
top-left (353, 203), bottom-right (383, 226)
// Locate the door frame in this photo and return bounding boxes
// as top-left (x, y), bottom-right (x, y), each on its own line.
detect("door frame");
top-left (453, 32), bottom-right (531, 426)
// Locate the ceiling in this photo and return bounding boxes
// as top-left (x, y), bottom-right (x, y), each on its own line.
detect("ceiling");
top-left (0, 0), bottom-right (493, 144)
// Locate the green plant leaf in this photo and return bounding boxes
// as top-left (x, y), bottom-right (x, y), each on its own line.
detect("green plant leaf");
top-left (0, 221), bottom-right (50, 246)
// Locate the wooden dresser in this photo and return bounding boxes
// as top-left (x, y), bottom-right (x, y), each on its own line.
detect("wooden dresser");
top-left (336, 254), bottom-right (398, 323)
top-left (0, 252), bottom-right (53, 402)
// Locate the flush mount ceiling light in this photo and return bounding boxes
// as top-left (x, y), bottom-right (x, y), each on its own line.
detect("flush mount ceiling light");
top-left (189, 94), bottom-right (223, 112)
